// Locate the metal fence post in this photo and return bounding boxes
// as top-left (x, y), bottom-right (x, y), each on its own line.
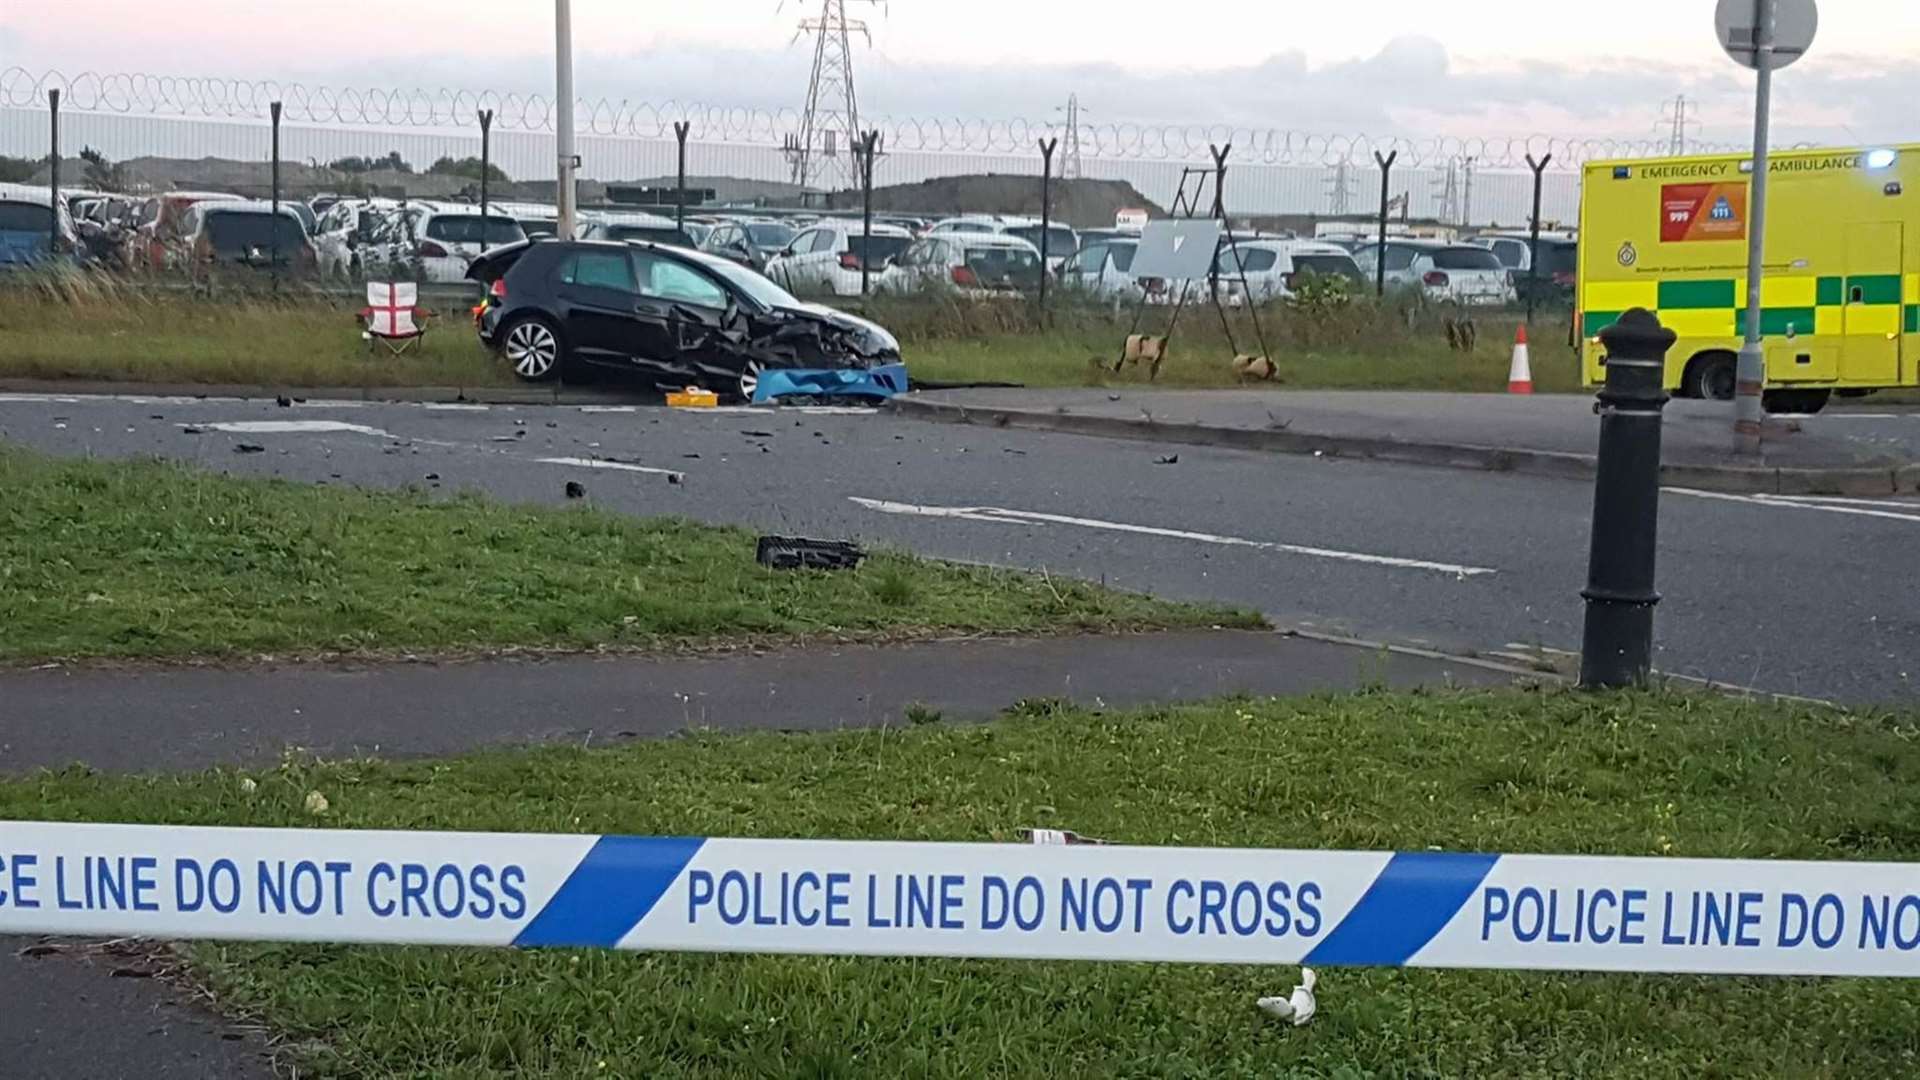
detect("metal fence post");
top-left (1525, 152), bottom-right (1552, 321)
top-left (673, 121), bottom-right (691, 232)
top-left (1037, 137), bottom-right (1057, 309)
top-left (47, 89), bottom-right (60, 254)
top-left (858, 130), bottom-right (878, 297)
top-left (479, 108), bottom-right (494, 228)
top-left (1579, 308), bottom-right (1675, 690)
top-left (1373, 150), bottom-right (1397, 298)
top-left (270, 101), bottom-right (282, 292)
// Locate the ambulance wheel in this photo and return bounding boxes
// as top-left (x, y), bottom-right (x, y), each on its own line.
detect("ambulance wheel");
top-left (1683, 353), bottom-right (1736, 401)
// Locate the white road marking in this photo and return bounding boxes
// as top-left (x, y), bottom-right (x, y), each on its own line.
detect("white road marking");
top-left (1667, 487), bottom-right (1920, 524)
top-left (848, 497), bottom-right (1497, 577)
top-left (537, 456), bottom-right (684, 478)
top-left (180, 420), bottom-right (396, 437)
top-left (0, 394), bottom-right (82, 403)
top-left (578, 406), bottom-right (638, 414)
top-left (421, 403), bottom-right (492, 411)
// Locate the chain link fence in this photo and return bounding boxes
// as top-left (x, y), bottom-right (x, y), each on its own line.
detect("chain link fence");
top-left (0, 65), bottom-right (1770, 227)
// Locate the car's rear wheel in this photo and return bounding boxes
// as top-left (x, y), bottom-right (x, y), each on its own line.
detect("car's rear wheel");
top-left (501, 318), bottom-right (563, 383)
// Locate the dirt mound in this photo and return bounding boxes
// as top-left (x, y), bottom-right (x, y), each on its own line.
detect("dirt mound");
top-left (825, 175), bottom-right (1164, 229)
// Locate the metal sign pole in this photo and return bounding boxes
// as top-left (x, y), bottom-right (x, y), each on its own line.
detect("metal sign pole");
top-left (478, 109), bottom-right (494, 228)
top-left (554, 0), bottom-right (578, 241)
top-left (1733, 0), bottom-right (1777, 454)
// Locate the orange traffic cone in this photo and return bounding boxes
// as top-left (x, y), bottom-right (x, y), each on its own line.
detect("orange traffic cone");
top-left (1507, 325), bottom-right (1534, 394)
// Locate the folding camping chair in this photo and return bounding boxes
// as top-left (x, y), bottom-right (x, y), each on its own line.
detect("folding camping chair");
top-left (358, 281), bottom-right (432, 355)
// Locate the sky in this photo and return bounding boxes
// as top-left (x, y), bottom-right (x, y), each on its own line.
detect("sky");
top-left (4, 1), bottom-right (1918, 145)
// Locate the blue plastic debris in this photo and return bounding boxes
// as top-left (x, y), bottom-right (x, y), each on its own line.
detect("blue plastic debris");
top-left (752, 363), bottom-right (908, 404)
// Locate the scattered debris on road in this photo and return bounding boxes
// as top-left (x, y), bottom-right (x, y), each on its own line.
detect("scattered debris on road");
top-left (755, 536), bottom-right (865, 571)
top-left (1154, 454), bottom-right (1179, 465)
top-left (276, 395), bottom-right (292, 408)
top-left (565, 481), bottom-right (585, 500)
top-left (233, 443), bottom-right (265, 454)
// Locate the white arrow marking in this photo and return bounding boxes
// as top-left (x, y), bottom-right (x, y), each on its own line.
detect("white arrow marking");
top-left (849, 497), bottom-right (1496, 577)
top-left (180, 420), bottom-right (395, 436)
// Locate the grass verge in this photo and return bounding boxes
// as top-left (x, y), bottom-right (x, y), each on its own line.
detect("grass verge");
top-left (0, 275), bottom-right (1583, 394)
top-left (0, 446), bottom-right (1252, 661)
top-left (5, 691), bottom-right (1919, 1076)
top-left (0, 280), bottom-right (511, 389)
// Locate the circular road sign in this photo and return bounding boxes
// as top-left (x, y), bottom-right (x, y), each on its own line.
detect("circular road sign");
top-left (1716, 0), bottom-right (1817, 70)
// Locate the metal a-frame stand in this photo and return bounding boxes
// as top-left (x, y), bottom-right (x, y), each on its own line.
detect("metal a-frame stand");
top-left (1113, 144), bottom-right (1273, 380)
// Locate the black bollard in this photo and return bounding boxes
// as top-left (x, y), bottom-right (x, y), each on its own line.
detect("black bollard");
top-left (1579, 308), bottom-right (1675, 690)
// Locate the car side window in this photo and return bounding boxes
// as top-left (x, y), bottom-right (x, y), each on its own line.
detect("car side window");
top-left (1068, 244), bottom-right (1105, 274)
top-left (636, 254), bottom-right (728, 308)
top-left (1384, 246), bottom-right (1416, 271)
top-left (808, 230), bottom-right (837, 254)
top-left (560, 250), bottom-right (639, 292)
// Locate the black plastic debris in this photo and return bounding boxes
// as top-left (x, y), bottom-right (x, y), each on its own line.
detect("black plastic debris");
top-left (565, 481), bottom-right (585, 499)
top-left (1154, 454), bottom-right (1179, 465)
top-left (275, 395), bottom-right (292, 408)
top-left (233, 443), bottom-right (266, 454)
top-left (181, 425), bottom-right (204, 434)
top-left (755, 536), bottom-right (865, 571)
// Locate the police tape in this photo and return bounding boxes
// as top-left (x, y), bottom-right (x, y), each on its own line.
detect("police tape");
top-left (2, 822), bottom-right (1917, 977)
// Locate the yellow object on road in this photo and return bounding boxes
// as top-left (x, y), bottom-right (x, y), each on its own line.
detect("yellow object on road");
top-left (666, 387), bottom-right (719, 409)
top-left (1580, 144), bottom-right (1919, 408)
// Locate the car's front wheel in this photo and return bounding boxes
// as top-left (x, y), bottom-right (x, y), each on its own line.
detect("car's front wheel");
top-left (501, 318), bottom-right (564, 383)
top-left (735, 359), bottom-right (766, 403)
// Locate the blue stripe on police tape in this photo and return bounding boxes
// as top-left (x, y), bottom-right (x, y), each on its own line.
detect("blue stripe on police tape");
top-left (1304, 851), bottom-right (1499, 966)
top-left (512, 836), bottom-right (706, 948)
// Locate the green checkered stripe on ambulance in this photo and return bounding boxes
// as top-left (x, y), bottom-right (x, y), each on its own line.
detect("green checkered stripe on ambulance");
top-left (1582, 275), bottom-right (1920, 339)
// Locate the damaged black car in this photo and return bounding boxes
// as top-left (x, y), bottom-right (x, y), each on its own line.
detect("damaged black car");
top-left (469, 239), bottom-right (904, 400)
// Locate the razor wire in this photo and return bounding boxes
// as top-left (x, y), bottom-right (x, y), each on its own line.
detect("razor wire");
top-left (2, 67), bottom-right (1748, 170)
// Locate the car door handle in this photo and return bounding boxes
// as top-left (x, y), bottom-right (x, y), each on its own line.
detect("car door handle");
top-left (634, 302), bottom-right (668, 316)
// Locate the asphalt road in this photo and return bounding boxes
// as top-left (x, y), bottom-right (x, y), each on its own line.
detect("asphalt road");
top-left (2, 391), bottom-right (1916, 703)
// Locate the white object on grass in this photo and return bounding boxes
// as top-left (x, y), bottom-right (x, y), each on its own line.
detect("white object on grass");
top-left (1257, 967), bottom-right (1318, 1026)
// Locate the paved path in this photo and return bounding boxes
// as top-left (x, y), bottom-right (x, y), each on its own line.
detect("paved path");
top-left (2, 392), bottom-right (1915, 702)
top-left (892, 388), bottom-right (1920, 494)
top-left (0, 942), bottom-right (272, 1079)
top-left (0, 631), bottom-right (1516, 775)
top-left (0, 629), bottom-right (1514, 1076)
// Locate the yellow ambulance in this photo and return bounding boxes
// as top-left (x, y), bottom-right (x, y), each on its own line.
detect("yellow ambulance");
top-left (1579, 145), bottom-right (1918, 412)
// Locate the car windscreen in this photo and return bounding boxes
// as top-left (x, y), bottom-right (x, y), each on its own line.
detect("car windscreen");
top-left (0, 202), bottom-right (54, 233)
top-left (964, 245), bottom-right (1042, 287)
top-left (517, 218), bottom-right (560, 238)
top-left (1110, 243), bottom-right (1138, 273)
top-left (1005, 226), bottom-right (1076, 256)
top-left (848, 234), bottom-right (909, 261)
top-left (745, 223), bottom-right (795, 248)
top-left (609, 225), bottom-right (694, 247)
top-left (1536, 241), bottom-right (1579, 276)
top-left (1431, 247), bottom-right (1504, 271)
top-left (425, 216), bottom-right (526, 245)
top-left (203, 213), bottom-right (308, 252)
top-left (1293, 254), bottom-right (1363, 282)
top-left (702, 255), bottom-right (801, 309)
